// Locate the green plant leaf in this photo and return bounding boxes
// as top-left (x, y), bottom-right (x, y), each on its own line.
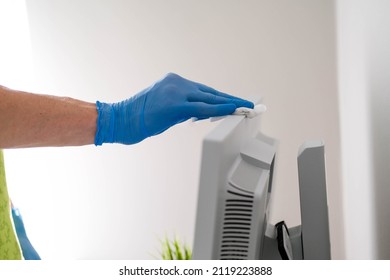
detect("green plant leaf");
top-left (159, 235), bottom-right (192, 260)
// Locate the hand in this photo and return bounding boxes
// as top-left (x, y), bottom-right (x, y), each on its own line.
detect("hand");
top-left (11, 207), bottom-right (41, 260)
top-left (95, 73), bottom-right (254, 145)
top-left (11, 208), bottom-right (27, 239)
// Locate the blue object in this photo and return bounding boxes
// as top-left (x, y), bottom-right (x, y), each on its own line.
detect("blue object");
top-left (95, 73), bottom-right (254, 145)
top-left (11, 208), bottom-right (41, 260)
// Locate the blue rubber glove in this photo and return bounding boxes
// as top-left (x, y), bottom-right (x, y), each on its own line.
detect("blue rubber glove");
top-left (95, 73), bottom-right (254, 145)
top-left (11, 207), bottom-right (41, 260)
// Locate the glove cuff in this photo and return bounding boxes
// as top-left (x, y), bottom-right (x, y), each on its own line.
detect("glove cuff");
top-left (95, 101), bottom-right (115, 146)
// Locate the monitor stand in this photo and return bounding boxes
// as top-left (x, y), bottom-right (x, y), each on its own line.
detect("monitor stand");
top-left (262, 140), bottom-right (331, 260)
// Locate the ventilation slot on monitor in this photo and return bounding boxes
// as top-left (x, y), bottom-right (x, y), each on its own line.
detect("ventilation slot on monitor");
top-left (220, 185), bottom-right (254, 260)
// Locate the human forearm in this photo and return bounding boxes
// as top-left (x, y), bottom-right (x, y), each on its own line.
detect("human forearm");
top-left (0, 85), bottom-right (97, 148)
top-left (0, 73), bottom-right (254, 148)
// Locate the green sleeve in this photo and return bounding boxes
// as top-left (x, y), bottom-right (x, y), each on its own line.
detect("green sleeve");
top-left (0, 150), bottom-right (22, 260)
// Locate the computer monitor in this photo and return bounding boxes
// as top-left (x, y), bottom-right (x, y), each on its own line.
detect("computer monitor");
top-left (192, 112), bottom-right (277, 260)
top-left (192, 110), bottom-right (331, 260)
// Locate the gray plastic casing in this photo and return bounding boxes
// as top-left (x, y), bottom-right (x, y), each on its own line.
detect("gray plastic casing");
top-left (192, 115), bottom-right (331, 260)
top-left (192, 114), bottom-right (276, 259)
top-left (297, 141), bottom-right (331, 259)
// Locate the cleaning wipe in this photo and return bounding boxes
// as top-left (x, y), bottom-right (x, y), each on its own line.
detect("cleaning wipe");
top-left (233, 104), bottom-right (267, 119)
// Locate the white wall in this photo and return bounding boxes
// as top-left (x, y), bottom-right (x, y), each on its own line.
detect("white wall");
top-left (337, 0), bottom-right (390, 259)
top-left (0, 0), bottom-right (32, 89)
top-left (4, 0), bottom-right (343, 259)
